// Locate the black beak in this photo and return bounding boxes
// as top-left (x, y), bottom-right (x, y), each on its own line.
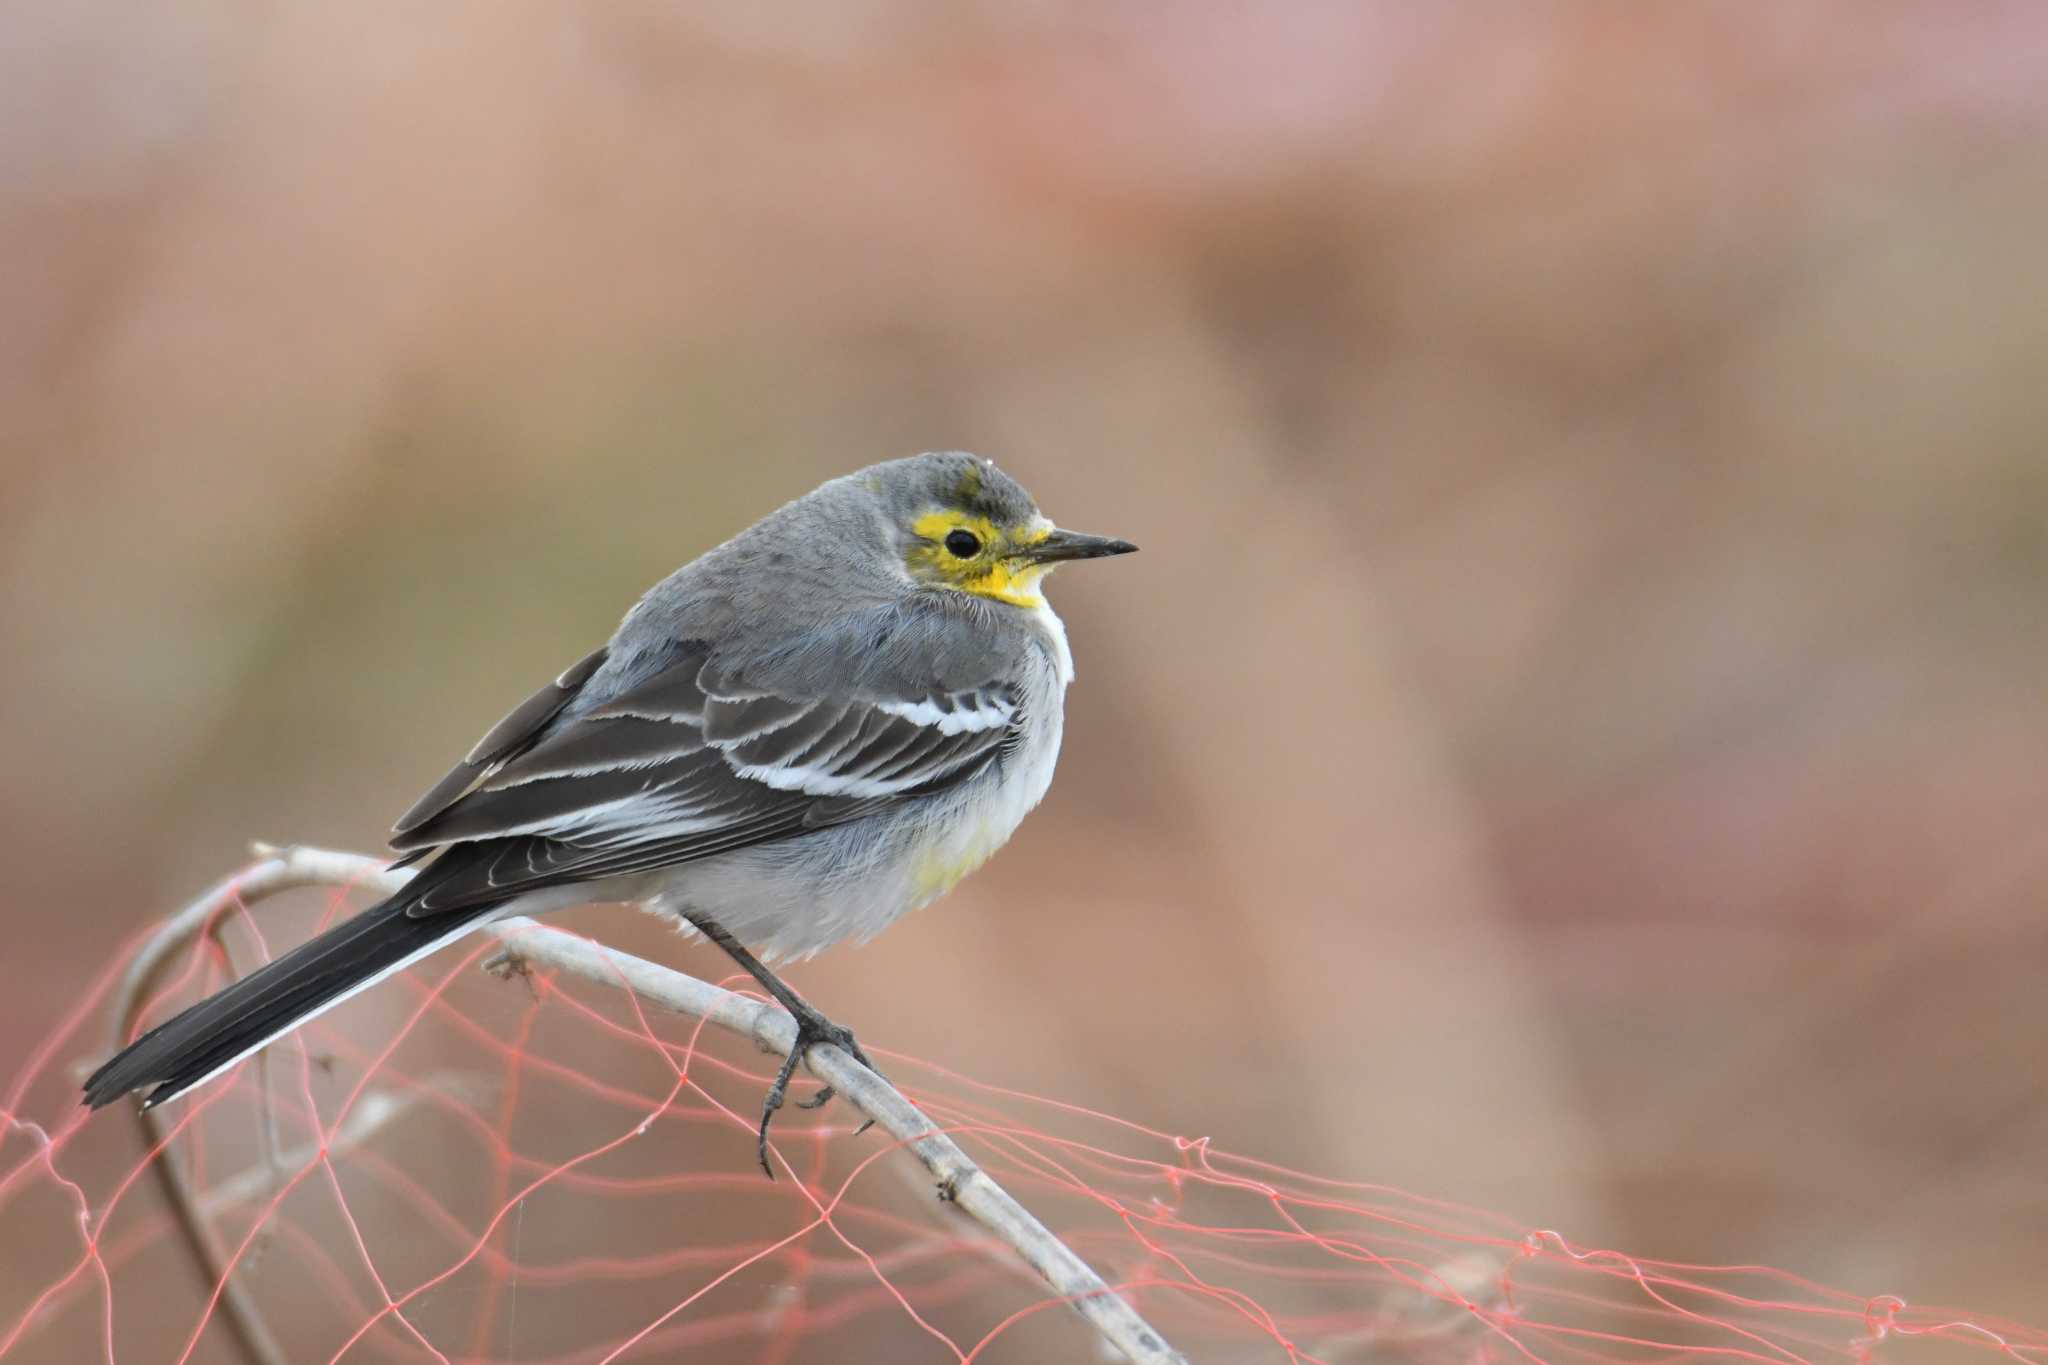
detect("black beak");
top-left (1021, 529), bottom-right (1139, 565)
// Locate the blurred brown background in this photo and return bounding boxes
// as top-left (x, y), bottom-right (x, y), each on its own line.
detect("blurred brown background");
top-left (4, 0), bottom-right (2047, 1348)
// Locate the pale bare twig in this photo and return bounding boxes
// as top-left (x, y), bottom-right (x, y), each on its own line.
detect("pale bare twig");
top-left (104, 843), bottom-right (1185, 1365)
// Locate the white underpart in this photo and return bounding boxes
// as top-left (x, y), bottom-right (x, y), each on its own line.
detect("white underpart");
top-left (1031, 598), bottom-right (1075, 684)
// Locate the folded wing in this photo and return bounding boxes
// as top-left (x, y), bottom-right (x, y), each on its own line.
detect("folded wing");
top-left (388, 606), bottom-right (1021, 916)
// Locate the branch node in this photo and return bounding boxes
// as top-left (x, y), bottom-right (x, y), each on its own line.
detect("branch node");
top-left (481, 946), bottom-right (530, 981)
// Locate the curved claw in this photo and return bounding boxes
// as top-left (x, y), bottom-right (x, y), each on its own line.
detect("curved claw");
top-left (751, 1009), bottom-right (883, 1179)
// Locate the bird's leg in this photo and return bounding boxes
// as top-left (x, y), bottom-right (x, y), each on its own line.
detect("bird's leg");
top-left (683, 913), bottom-right (880, 1177)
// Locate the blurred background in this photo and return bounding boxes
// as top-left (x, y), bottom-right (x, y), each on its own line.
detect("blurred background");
top-left (4, 0), bottom-right (2047, 1352)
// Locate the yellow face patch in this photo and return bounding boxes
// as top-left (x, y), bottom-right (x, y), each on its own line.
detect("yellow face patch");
top-left (907, 510), bottom-right (1053, 608)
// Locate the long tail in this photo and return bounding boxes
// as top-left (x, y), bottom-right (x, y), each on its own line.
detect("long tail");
top-left (83, 887), bottom-right (503, 1110)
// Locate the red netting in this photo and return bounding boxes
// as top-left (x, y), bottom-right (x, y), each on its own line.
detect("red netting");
top-left (5, 879), bottom-right (2045, 1365)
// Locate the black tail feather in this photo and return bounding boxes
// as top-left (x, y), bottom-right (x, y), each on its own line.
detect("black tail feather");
top-left (83, 888), bottom-right (501, 1110)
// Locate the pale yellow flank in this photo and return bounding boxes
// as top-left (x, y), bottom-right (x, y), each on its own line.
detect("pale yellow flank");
top-left (910, 826), bottom-right (1006, 904)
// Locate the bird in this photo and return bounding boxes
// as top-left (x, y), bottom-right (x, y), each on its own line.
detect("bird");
top-left (83, 452), bottom-right (1136, 1174)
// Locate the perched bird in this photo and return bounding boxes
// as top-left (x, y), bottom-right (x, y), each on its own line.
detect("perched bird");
top-left (84, 453), bottom-right (1135, 1172)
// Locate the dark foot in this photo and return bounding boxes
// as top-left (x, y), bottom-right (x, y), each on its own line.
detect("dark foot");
top-left (755, 1006), bottom-right (880, 1178)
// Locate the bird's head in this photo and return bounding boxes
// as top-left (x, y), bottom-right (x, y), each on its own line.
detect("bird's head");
top-left (872, 452), bottom-right (1137, 608)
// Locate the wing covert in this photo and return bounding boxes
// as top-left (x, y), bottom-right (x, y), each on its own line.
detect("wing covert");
top-left (387, 602), bottom-right (1026, 916)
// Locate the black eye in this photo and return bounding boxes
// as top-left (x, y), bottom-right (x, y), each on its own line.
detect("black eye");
top-left (944, 529), bottom-right (983, 559)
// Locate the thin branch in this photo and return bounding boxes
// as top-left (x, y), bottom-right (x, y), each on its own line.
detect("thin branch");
top-left (105, 844), bottom-right (1186, 1365)
top-left (107, 858), bottom-right (324, 1365)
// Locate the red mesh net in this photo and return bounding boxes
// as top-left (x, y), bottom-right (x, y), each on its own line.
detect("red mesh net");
top-left (4, 877), bottom-right (2045, 1365)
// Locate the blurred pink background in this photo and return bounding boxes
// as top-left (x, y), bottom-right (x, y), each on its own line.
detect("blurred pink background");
top-left (4, 1), bottom-right (2047, 1355)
